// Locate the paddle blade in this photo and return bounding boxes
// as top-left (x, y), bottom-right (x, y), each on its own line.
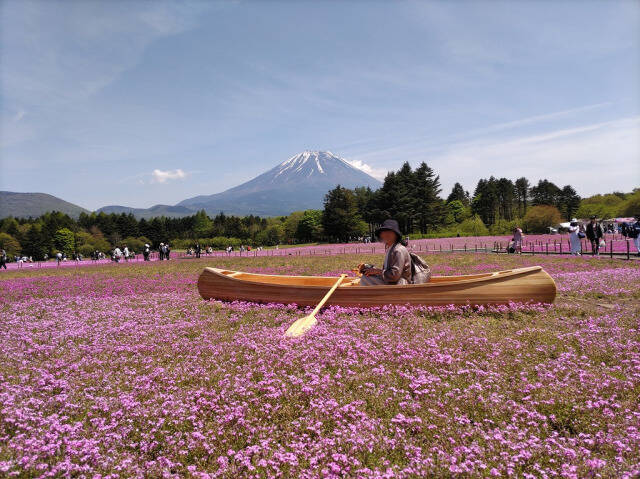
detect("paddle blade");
top-left (285, 314), bottom-right (317, 338)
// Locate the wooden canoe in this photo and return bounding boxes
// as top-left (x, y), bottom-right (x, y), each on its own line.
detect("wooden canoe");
top-left (197, 266), bottom-right (556, 307)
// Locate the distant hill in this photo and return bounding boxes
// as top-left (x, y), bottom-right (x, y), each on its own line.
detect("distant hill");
top-left (177, 151), bottom-right (382, 216)
top-left (96, 204), bottom-right (195, 219)
top-left (0, 191), bottom-right (90, 219)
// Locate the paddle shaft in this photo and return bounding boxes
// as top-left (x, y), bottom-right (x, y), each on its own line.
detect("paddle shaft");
top-left (309, 274), bottom-right (347, 317)
top-left (284, 274), bottom-right (348, 337)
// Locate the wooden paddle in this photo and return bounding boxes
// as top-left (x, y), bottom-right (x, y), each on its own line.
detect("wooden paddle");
top-left (285, 274), bottom-right (347, 338)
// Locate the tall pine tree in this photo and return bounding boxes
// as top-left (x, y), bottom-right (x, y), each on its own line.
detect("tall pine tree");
top-left (322, 186), bottom-right (364, 242)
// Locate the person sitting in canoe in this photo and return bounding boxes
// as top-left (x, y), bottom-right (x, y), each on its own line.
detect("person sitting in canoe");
top-left (359, 219), bottom-right (412, 286)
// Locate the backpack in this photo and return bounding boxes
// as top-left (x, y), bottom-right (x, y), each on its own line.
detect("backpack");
top-left (409, 252), bottom-right (431, 284)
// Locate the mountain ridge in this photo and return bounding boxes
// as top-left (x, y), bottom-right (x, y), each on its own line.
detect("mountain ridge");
top-left (1, 151), bottom-right (382, 219)
top-left (0, 191), bottom-right (90, 219)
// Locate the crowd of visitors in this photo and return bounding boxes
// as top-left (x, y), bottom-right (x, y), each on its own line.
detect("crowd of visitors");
top-left (1, 216), bottom-right (639, 270)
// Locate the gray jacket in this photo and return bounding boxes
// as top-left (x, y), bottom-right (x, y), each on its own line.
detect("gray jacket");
top-left (382, 243), bottom-right (412, 285)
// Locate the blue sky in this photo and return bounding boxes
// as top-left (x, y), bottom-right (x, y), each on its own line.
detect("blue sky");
top-left (1, 0), bottom-right (639, 210)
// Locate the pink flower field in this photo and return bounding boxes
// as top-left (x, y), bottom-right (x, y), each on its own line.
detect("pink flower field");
top-left (1, 253), bottom-right (639, 477)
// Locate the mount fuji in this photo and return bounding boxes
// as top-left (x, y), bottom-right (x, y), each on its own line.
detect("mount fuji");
top-left (177, 151), bottom-right (381, 216)
top-left (99, 151), bottom-right (382, 218)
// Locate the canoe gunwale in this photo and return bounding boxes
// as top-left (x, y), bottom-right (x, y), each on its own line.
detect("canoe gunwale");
top-left (197, 266), bottom-right (557, 306)
top-left (203, 266), bottom-right (545, 290)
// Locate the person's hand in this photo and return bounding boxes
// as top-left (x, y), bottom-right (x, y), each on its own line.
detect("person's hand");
top-left (364, 267), bottom-right (382, 276)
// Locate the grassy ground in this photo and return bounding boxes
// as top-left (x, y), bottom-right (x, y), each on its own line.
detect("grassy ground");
top-left (1, 253), bottom-right (639, 477)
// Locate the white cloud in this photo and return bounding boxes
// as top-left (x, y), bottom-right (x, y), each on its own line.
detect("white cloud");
top-left (429, 117), bottom-right (640, 197)
top-left (12, 109), bottom-right (26, 122)
top-left (344, 159), bottom-right (388, 180)
top-left (345, 113), bottom-right (640, 196)
top-left (151, 168), bottom-right (187, 184)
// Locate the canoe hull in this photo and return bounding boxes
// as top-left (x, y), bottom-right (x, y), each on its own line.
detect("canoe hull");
top-left (197, 266), bottom-right (556, 307)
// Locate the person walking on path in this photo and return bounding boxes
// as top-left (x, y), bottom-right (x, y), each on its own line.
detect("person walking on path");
top-left (158, 243), bottom-right (165, 260)
top-left (568, 218), bottom-right (582, 256)
top-left (143, 244), bottom-right (151, 261)
top-left (586, 216), bottom-right (604, 256)
top-left (195, 243), bottom-right (201, 259)
top-left (513, 226), bottom-right (524, 254)
top-left (631, 215), bottom-right (640, 256)
top-left (123, 245), bottom-right (130, 262)
top-left (0, 249), bottom-right (7, 269)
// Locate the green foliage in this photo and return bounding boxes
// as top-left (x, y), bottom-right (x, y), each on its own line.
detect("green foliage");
top-left (489, 218), bottom-right (519, 235)
top-left (530, 179), bottom-right (562, 207)
top-left (446, 183), bottom-right (470, 206)
top-left (282, 211), bottom-right (304, 242)
top-left (471, 177), bottom-right (517, 224)
top-left (366, 162), bottom-right (443, 235)
top-left (296, 210), bottom-right (323, 242)
top-left (514, 177), bottom-right (530, 217)
top-left (529, 180), bottom-right (581, 221)
top-left (0, 232), bottom-right (21, 256)
top-left (620, 190), bottom-right (640, 217)
top-left (576, 193), bottom-right (627, 219)
top-left (21, 224), bottom-right (48, 260)
top-left (558, 185), bottom-right (581, 220)
top-left (192, 210), bottom-right (213, 238)
top-left (0, 217), bottom-right (20, 236)
top-left (523, 205), bottom-right (562, 233)
top-left (121, 236), bottom-right (146, 253)
top-left (78, 244), bottom-right (97, 257)
top-left (457, 215), bottom-right (490, 236)
top-left (54, 228), bottom-right (75, 255)
top-left (576, 189), bottom-right (639, 219)
top-left (445, 200), bottom-right (470, 224)
top-left (170, 237), bottom-right (244, 250)
top-left (256, 224), bottom-right (285, 246)
top-left (322, 186), bottom-right (364, 241)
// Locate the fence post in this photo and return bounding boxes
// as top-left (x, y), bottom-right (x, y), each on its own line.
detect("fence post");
top-left (627, 240), bottom-right (630, 260)
top-left (546, 243), bottom-right (548, 255)
top-left (610, 240), bottom-right (613, 259)
top-left (560, 242), bottom-right (562, 255)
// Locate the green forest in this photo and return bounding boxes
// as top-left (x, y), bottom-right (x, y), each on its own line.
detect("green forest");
top-left (1, 162), bottom-right (638, 259)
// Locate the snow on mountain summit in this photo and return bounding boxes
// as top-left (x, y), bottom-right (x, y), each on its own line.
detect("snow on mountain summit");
top-left (271, 150), bottom-right (369, 182)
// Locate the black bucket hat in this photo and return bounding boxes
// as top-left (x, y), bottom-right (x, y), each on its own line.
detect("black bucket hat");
top-left (375, 219), bottom-right (402, 240)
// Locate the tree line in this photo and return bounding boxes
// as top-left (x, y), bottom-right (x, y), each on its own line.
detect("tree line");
top-left (1, 163), bottom-right (638, 259)
top-left (319, 162), bottom-right (639, 241)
